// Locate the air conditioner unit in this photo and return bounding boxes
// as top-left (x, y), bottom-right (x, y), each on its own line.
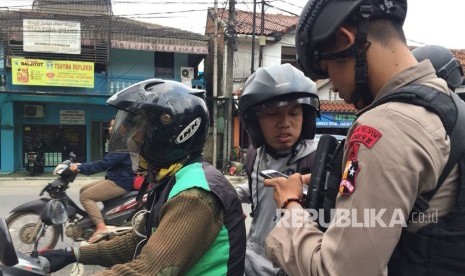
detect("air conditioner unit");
top-left (24, 104), bottom-right (45, 118)
top-left (181, 67), bottom-right (195, 86)
top-left (181, 67), bottom-right (194, 79)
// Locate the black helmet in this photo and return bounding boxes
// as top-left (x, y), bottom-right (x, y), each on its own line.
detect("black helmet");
top-left (412, 45), bottom-right (464, 91)
top-left (107, 79), bottom-right (209, 168)
top-left (238, 63), bottom-right (320, 148)
top-left (296, 0), bottom-right (407, 79)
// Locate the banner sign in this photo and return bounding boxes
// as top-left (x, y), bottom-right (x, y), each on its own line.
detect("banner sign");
top-left (317, 112), bottom-right (355, 128)
top-left (12, 58), bottom-right (94, 88)
top-left (112, 40), bottom-right (209, 55)
top-left (23, 19), bottom-right (81, 54)
top-left (60, 110), bottom-right (85, 125)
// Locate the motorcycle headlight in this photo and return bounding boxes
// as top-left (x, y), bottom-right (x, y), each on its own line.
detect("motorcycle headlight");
top-left (41, 200), bottom-right (68, 225)
top-left (53, 163), bottom-right (68, 175)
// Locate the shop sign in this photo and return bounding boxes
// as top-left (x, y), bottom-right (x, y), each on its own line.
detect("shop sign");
top-left (23, 19), bottom-right (81, 54)
top-left (60, 110), bottom-right (85, 125)
top-left (12, 58), bottom-right (94, 88)
top-left (317, 112), bottom-right (355, 128)
top-left (0, 125), bottom-right (13, 130)
top-left (112, 40), bottom-right (209, 55)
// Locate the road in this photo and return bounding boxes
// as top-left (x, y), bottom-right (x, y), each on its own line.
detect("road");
top-left (0, 176), bottom-right (106, 275)
top-left (0, 174), bottom-right (251, 275)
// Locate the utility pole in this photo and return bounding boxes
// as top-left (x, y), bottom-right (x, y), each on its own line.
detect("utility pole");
top-left (251, 0), bottom-right (257, 74)
top-left (258, 0), bottom-right (265, 67)
top-left (213, 0), bottom-right (218, 167)
top-left (223, 0), bottom-right (235, 171)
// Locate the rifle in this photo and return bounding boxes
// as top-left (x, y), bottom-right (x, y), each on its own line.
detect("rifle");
top-left (303, 134), bottom-right (345, 231)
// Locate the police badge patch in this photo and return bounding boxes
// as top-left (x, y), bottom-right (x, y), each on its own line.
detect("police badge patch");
top-left (339, 160), bottom-right (359, 195)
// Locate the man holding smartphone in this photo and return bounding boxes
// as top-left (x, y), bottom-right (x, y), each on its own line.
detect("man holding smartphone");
top-left (235, 63), bottom-right (320, 275)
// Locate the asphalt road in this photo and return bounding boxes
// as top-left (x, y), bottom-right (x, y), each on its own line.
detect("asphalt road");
top-left (0, 173), bottom-right (251, 275)
top-left (0, 175), bottom-right (106, 275)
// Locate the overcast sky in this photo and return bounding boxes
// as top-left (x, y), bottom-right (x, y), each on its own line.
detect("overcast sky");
top-left (2, 0), bottom-right (464, 49)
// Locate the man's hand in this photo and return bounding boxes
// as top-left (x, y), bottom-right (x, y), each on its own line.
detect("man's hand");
top-left (69, 163), bottom-right (81, 172)
top-left (40, 247), bottom-right (77, 272)
top-left (263, 173), bottom-right (307, 208)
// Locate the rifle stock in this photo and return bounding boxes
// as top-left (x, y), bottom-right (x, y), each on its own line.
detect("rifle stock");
top-left (304, 135), bottom-right (339, 209)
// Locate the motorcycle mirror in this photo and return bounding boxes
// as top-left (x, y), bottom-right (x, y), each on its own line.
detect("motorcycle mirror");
top-left (40, 200), bottom-right (68, 226)
top-left (0, 218), bottom-right (19, 267)
top-left (69, 152), bottom-right (76, 162)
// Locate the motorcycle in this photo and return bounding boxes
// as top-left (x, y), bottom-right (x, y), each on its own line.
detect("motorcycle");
top-left (6, 153), bottom-right (148, 252)
top-left (25, 151), bottom-right (45, 176)
top-left (0, 200), bottom-right (68, 275)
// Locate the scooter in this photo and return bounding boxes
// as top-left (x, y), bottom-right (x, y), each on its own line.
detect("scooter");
top-left (0, 200), bottom-right (67, 276)
top-left (25, 151), bottom-right (45, 176)
top-left (6, 153), bottom-right (148, 253)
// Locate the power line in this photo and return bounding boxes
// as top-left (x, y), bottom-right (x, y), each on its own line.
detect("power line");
top-left (274, 0), bottom-right (303, 10)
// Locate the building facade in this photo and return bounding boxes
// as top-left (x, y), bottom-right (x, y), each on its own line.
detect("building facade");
top-left (0, 0), bottom-right (208, 173)
top-left (205, 8), bottom-right (356, 150)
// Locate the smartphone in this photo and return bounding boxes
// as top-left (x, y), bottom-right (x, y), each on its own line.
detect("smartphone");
top-left (260, 170), bottom-right (288, 179)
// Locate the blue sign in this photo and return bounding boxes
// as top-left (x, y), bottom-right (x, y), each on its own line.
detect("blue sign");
top-left (316, 112), bottom-right (355, 128)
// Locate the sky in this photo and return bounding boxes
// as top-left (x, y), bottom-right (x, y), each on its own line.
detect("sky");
top-left (1, 0), bottom-right (464, 49)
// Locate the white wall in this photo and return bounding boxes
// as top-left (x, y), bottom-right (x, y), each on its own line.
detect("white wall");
top-left (232, 31), bottom-right (297, 93)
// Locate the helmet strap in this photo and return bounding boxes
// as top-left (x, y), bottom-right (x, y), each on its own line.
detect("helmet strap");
top-left (350, 11), bottom-right (374, 109)
top-left (286, 139), bottom-right (305, 166)
top-left (264, 144), bottom-right (291, 160)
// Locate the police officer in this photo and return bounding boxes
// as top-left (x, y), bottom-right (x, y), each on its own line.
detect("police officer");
top-left (412, 44), bottom-right (464, 92)
top-left (263, 0), bottom-right (464, 275)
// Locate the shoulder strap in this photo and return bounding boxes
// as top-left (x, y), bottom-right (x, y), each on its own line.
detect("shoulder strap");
top-left (297, 151), bottom-right (316, 174)
top-left (244, 144), bottom-right (257, 217)
top-left (368, 84), bottom-right (457, 134)
top-left (367, 84), bottom-right (465, 213)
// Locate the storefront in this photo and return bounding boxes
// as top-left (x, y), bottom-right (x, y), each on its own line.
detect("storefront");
top-left (0, 92), bottom-right (115, 173)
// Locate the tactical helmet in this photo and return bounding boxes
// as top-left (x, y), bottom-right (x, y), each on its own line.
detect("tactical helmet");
top-left (238, 63), bottom-right (320, 148)
top-left (107, 79), bottom-right (209, 168)
top-left (296, 0), bottom-right (407, 79)
top-left (412, 45), bottom-right (464, 91)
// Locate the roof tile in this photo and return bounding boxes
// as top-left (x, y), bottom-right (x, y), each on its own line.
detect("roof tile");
top-left (320, 100), bottom-right (357, 113)
top-left (216, 8), bottom-right (298, 36)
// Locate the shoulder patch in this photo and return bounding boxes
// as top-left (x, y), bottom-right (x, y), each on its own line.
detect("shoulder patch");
top-left (349, 125), bottom-right (382, 148)
top-left (339, 160), bottom-right (359, 196)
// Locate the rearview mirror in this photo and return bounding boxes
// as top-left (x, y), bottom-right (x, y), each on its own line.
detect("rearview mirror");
top-left (0, 218), bottom-right (19, 266)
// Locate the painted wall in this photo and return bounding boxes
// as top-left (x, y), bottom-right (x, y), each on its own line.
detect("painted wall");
top-left (109, 49), bottom-right (155, 79)
top-left (232, 31), bottom-right (297, 94)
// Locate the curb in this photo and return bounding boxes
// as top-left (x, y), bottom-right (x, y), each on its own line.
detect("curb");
top-left (0, 172), bottom-right (106, 181)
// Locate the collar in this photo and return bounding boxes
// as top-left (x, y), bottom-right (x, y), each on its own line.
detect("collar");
top-left (357, 60), bottom-right (447, 115)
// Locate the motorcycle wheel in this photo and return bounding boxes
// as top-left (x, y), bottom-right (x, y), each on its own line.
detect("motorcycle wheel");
top-left (6, 212), bottom-right (60, 253)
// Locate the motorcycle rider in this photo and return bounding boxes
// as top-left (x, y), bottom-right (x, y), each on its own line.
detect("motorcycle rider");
top-left (41, 79), bottom-right (246, 275)
top-left (412, 44), bottom-right (464, 92)
top-left (69, 118), bottom-right (135, 243)
top-left (263, 0), bottom-right (465, 275)
top-left (235, 63), bottom-right (319, 275)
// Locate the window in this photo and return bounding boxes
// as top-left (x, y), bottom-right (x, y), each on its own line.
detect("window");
top-left (155, 52), bottom-right (174, 79)
top-left (281, 46), bottom-right (298, 68)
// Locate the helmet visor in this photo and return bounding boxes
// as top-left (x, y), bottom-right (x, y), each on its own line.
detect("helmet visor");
top-left (249, 97), bottom-right (320, 115)
top-left (108, 110), bottom-right (148, 154)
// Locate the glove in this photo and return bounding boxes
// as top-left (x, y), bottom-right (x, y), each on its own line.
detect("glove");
top-left (40, 247), bottom-right (77, 273)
